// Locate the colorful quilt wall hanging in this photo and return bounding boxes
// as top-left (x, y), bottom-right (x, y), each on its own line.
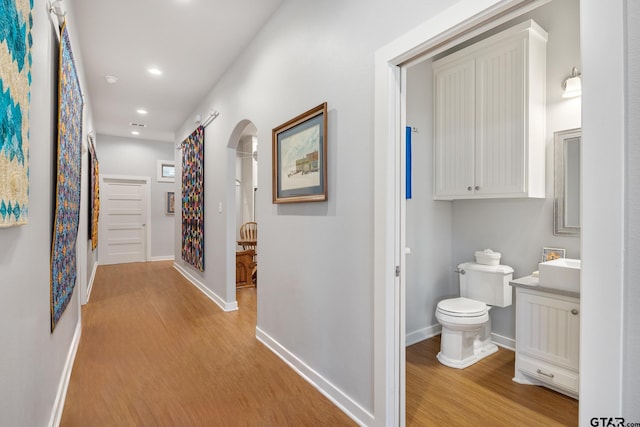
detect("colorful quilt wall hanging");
top-left (181, 125), bottom-right (205, 271)
top-left (88, 135), bottom-right (100, 250)
top-left (51, 22), bottom-right (83, 331)
top-left (0, 0), bottom-right (33, 227)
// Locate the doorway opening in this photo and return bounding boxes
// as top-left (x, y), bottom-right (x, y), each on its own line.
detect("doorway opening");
top-left (403, 0), bottom-right (581, 423)
top-left (228, 121), bottom-right (259, 301)
top-left (373, 0), bottom-right (585, 424)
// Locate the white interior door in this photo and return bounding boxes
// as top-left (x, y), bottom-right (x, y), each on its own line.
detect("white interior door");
top-left (99, 175), bottom-right (150, 265)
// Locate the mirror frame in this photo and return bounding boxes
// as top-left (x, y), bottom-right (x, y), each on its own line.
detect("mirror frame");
top-left (553, 128), bottom-right (581, 236)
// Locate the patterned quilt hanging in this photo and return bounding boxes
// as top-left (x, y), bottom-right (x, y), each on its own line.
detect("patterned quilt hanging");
top-left (181, 126), bottom-right (205, 271)
top-left (88, 135), bottom-right (99, 250)
top-left (51, 22), bottom-right (83, 331)
top-left (0, 0), bottom-right (33, 227)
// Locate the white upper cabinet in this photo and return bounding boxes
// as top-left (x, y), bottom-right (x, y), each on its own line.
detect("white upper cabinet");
top-left (433, 20), bottom-right (547, 200)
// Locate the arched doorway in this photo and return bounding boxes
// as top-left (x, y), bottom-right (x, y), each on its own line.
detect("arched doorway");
top-left (227, 120), bottom-right (258, 300)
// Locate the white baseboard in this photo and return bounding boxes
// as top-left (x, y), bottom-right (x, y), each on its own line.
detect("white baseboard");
top-left (85, 261), bottom-right (98, 304)
top-left (406, 324), bottom-right (442, 347)
top-left (256, 327), bottom-right (373, 426)
top-left (173, 262), bottom-right (238, 312)
top-left (48, 321), bottom-right (82, 427)
top-left (491, 332), bottom-right (515, 351)
top-left (150, 256), bottom-right (175, 262)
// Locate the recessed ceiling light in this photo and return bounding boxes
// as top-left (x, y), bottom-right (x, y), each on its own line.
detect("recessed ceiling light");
top-left (104, 75), bottom-right (118, 84)
top-left (136, 109), bottom-right (148, 115)
top-left (148, 68), bottom-right (162, 76)
top-left (131, 131), bottom-right (140, 136)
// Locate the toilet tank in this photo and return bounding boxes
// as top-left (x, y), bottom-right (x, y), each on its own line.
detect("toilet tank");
top-left (458, 262), bottom-right (514, 307)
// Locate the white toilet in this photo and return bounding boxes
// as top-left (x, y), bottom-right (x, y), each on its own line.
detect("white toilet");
top-left (435, 261), bottom-right (513, 369)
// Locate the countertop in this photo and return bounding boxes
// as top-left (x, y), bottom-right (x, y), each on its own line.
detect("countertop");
top-left (509, 275), bottom-right (580, 298)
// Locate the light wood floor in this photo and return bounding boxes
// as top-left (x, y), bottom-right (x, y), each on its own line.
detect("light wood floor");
top-left (62, 261), bottom-right (578, 426)
top-left (61, 261), bottom-right (355, 426)
top-left (406, 336), bottom-right (579, 426)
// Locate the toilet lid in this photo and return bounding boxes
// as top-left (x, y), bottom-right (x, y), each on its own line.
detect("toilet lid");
top-left (437, 297), bottom-right (487, 317)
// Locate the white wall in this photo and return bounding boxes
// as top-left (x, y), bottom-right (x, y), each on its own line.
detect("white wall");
top-left (0, 3), bottom-right (94, 425)
top-left (175, 0), bottom-right (457, 420)
top-left (625, 0), bottom-right (640, 418)
top-left (97, 134), bottom-right (175, 260)
top-left (449, 0), bottom-right (581, 341)
top-left (405, 60), bottom-right (453, 345)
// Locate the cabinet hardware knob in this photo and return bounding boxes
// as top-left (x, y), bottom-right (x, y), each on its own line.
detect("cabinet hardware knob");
top-left (467, 186), bottom-right (473, 191)
top-left (571, 309), bottom-right (579, 315)
top-left (536, 369), bottom-right (555, 379)
top-left (475, 186), bottom-right (480, 191)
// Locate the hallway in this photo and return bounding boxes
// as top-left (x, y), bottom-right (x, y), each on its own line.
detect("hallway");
top-left (61, 261), bottom-right (354, 426)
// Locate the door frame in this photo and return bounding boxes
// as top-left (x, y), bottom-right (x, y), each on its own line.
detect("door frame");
top-left (98, 174), bottom-right (152, 265)
top-left (373, 0), bottom-right (551, 425)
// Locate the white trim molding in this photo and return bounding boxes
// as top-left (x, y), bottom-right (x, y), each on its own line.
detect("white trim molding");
top-left (48, 321), bottom-right (81, 427)
top-left (256, 327), bottom-right (373, 427)
top-left (86, 260), bottom-right (98, 304)
top-left (491, 332), bottom-right (516, 351)
top-left (406, 324), bottom-right (442, 347)
top-left (150, 256), bottom-right (175, 262)
top-left (173, 262), bottom-right (238, 312)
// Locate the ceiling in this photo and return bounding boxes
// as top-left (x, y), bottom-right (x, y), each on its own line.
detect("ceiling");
top-left (68, 0), bottom-right (283, 142)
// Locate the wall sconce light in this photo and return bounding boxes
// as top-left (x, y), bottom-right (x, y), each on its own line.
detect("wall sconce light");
top-left (562, 67), bottom-right (582, 98)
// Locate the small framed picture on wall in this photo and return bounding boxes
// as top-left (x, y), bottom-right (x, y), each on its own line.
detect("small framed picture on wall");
top-left (542, 247), bottom-right (566, 262)
top-left (166, 191), bottom-right (175, 215)
top-left (157, 160), bottom-right (175, 182)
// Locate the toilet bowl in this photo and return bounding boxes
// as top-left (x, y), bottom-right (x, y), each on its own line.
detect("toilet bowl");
top-left (434, 261), bottom-right (513, 369)
top-left (435, 297), bottom-right (497, 369)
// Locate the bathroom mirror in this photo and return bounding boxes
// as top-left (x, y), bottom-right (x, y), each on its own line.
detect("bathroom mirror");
top-left (554, 128), bottom-right (581, 236)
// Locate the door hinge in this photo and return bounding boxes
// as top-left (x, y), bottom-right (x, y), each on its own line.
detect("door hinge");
top-left (395, 265), bottom-right (400, 277)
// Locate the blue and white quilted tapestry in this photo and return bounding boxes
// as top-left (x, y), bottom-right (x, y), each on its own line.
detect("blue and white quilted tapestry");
top-left (0, 0), bottom-right (33, 227)
top-left (51, 22), bottom-right (83, 331)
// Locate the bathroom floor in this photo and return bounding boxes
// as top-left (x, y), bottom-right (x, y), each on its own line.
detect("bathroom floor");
top-left (406, 335), bottom-right (579, 426)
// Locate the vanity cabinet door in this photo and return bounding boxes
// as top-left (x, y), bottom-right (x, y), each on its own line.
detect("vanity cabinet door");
top-left (516, 290), bottom-right (580, 371)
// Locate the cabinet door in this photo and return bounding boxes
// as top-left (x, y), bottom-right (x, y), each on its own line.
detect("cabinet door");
top-left (517, 290), bottom-right (580, 371)
top-left (475, 38), bottom-right (526, 196)
top-left (433, 59), bottom-right (475, 199)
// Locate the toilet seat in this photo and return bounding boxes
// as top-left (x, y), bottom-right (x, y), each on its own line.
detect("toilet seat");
top-left (437, 297), bottom-right (487, 318)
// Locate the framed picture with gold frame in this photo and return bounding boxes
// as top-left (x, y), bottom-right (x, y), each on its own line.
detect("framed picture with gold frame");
top-left (272, 103), bottom-right (327, 203)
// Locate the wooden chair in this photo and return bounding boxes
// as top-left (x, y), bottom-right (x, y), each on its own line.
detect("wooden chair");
top-left (239, 221), bottom-right (257, 251)
top-left (236, 249), bottom-right (257, 288)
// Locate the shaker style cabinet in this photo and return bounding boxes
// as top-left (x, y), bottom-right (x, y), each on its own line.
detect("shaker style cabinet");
top-left (513, 288), bottom-right (580, 399)
top-left (433, 20), bottom-right (547, 200)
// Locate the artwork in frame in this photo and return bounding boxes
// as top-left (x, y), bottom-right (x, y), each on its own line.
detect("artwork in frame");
top-left (272, 102), bottom-right (327, 204)
top-left (166, 191), bottom-right (175, 215)
top-left (0, 0), bottom-right (33, 227)
top-left (542, 247), bottom-right (566, 262)
top-left (157, 160), bottom-right (175, 182)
